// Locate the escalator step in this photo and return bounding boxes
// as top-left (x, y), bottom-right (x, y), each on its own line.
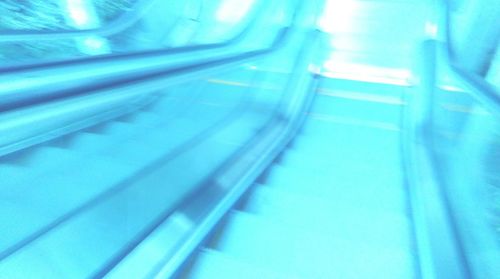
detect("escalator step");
top-left (101, 121), bottom-right (138, 140)
top-left (66, 132), bottom-right (115, 153)
top-left (299, 115), bottom-right (401, 138)
top-left (279, 146), bottom-right (400, 172)
top-left (0, 153), bottom-right (135, 254)
top-left (3, 146), bottom-right (79, 177)
top-left (263, 164), bottom-right (404, 197)
top-left (309, 93), bottom-right (402, 124)
top-left (212, 210), bottom-right (414, 279)
top-left (129, 112), bottom-right (163, 128)
top-left (293, 129), bottom-right (400, 148)
top-left (244, 185), bottom-right (411, 248)
top-left (317, 79), bottom-right (405, 98)
top-left (185, 249), bottom-right (293, 279)
top-left (210, 210), bottom-right (337, 278)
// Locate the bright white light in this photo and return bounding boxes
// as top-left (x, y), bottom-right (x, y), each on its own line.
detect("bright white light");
top-left (308, 64), bottom-right (322, 74)
top-left (322, 60), bottom-right (412, 85)
top-left (439, 85), bottom-right (466, 92)
top-left (323, 60), bottom-right (411, 78)
top-left (425, 21), bottom-right (438, 38)
top-left (216, 0), bottom-right (255, 23)
top-left (84, 37), bottom-right (105, 49)
top-left (67, 0), bottom-right (90, 27)
top-left (318, 0), bottom-right (360, 33)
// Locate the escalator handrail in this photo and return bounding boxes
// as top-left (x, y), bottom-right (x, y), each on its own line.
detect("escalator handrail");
top-left (108, 29), bottom-right (322, 279)
top-left (0, 2), bottom-right (292, 113)
top-left (409, 2), bottom-right (500, 278)
top-left (118, 3), bottom-right (323, 277)
top-left (441, 0), bottom-right (500, 116)
top-left (0, 15), bottom-right (295, 158)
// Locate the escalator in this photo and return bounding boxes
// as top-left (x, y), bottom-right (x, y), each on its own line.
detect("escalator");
top-left (185, 79), bottom-right (416, 278)
top-left (0, 0), bottom-right (499, 278)
top-left (0, 67), bottom-right (284, 278)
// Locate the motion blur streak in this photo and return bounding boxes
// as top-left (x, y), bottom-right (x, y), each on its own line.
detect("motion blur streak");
top-left (0, 0), bottom-right (498, 279)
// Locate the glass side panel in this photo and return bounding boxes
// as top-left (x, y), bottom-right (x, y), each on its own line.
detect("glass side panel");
top-left (94, 0), bottom-right (138, 24)
top-left (0, 40), bottom-right (82, 61)
top-left (432, 70), bottom-right (500, 278)
top-left (448, 0), bottom-right (500, 89)
top-left (485, 45), bottom-right (500, 89)
top-left (0, 1), bottom-right (67, 31)
top-left (0, 0), bottom-right (138, 31)
top-left (0, 0), bottom-right (282, 65)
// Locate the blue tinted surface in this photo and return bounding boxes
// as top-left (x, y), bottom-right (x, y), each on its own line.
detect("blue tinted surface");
top-left (429, 70), bottom-right (500, 278)
top-left (0, 0), bottom-right (499, 278)
top-left (0, 0), bottom-right (266, 64)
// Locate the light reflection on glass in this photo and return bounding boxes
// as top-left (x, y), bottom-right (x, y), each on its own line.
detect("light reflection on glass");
top-left (216, 0), bottom-right (256, 24)
top-left (317, 0), bottom-right (359, 34)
